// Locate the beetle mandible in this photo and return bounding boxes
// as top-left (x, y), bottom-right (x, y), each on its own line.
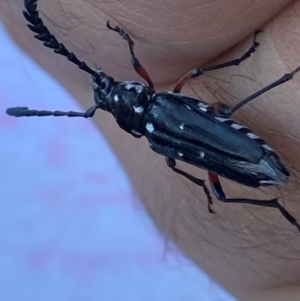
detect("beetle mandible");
top-left (6, 0), bottom-right (300, 231)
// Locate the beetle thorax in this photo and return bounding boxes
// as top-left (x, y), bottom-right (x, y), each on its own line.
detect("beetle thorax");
top-left (92, 71), bottom-right (153, 137)
top-left (105, 81), bottom-right (153, 137)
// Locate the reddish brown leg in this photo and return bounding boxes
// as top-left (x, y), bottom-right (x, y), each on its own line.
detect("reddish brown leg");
top-left (166, 158), bottom-right (215, 213)
top-left (208, 172), bottom-right (300, 232)
top-left (173, 30), bottom-right (261, 93)
top-left (210, 102), bottom-right (231, 117)
top-left (208, 172), bottom-right (226, 200)
top-left (107, 22), bottom-right (154, 90)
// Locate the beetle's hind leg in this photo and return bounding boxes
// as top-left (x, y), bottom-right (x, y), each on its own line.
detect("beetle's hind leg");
top-left (107, 21), bottom-right (154, 90)
top-left (166, 158), bottom-right (215, 213)
top-left (165, 158), bottom-right (300, 231)
top-left (208, 172), bottom-right (300, 232)
top-left (173, 30), bottom-right (262, 93)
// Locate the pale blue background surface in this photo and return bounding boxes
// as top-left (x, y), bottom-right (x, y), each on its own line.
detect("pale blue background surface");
top-left (0, 22), bottom-right (237, 301)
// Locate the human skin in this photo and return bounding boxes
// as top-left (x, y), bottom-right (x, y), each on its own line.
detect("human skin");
top-left (2, 0), bottom-right (300, 300)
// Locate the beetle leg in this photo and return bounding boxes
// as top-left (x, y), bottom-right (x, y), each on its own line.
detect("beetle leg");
top-left (207, 172), bottom-right (226, 200)
top-left (173, 30), bottom-right (262, 93)
top-left (166, 157), bottom-right (215, 213)
top-left (208, 172), bottom-right (300, 232)
top-left (107, 21), bottom-right (154, 90)
top-left (228, 65), bottom-right (300, 116)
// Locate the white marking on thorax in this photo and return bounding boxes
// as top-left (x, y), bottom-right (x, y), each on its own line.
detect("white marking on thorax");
top-left (135, 85), bottom-right (143, 93)
top-left (197, 102), bottom-right (208, 112)
top-left (124, 82), bottom-right (137, 90)
top-left (131, 129), bottom-right (142, 136)
top-left (134, 106), bottom-right (144, 114)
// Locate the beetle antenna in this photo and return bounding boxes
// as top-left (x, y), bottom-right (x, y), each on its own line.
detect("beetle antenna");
top-left (6, 105), bottom-right (98, 118)
top-left (23, 0), bottom-right (95, 76)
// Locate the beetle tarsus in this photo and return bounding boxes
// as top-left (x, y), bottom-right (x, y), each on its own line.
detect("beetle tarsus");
top-left (217, 197), bottom-right (300, 232)
top-left (173, 30), bottom-right (262, 93)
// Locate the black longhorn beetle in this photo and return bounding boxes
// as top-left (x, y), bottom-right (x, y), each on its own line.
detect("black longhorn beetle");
top-left (7, 0), bottom-right (300, 232)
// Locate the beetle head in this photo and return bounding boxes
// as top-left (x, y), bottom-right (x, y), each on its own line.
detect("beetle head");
top-left (91, 69), bottom-right (116, 111)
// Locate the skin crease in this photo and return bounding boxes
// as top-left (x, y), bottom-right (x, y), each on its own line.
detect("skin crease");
top-left (2, 0), bottom-right (300, 300)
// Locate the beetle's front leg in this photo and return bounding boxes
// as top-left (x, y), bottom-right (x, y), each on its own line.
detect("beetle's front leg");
top-left (107, 22), bottom-right (154, 90)
top-left (165, 157), bottom-right (214, 213)
top-left (208, 172), bottom-right (300, 232)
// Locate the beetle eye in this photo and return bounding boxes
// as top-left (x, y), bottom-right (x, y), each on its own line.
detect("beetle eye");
top-left (100, 77), bottom-right (114, 95)
top-left (100, 81), bottom-right (106, 89)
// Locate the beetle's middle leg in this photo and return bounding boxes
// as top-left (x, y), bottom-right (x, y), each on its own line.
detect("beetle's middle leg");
top-left (208, 172), bottom-right (300, 232)
top-left (166, 157), bottom-right (215, 213)
top-left (173, 30), bottom-right (261, 93)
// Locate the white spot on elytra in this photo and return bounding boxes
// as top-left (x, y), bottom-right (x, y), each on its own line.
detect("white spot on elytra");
top-left (262, 144), bottom-right (273, 152)
top-left (197, 102), bottom-right (208, 112)
top-left (114, 94), bottom-right (119, 102)
top-left (167, 91), bottom-right (184, 96)
top-left (200, 151), bottom-right (205, 158)
top-left (146, 122), bottom-right (154, 133)
top-left (247, 132), bottom-right (260, 139)
top-left (230, 123), bottom-right (246, 130)
top-left (177, 152), bottom-right (183, 157)
top-left (215, 116), bottom-right (230, 122)
top-left (185, 104), bottom-right (192, 110)
top-left (179, 123), bottom-right (184, 130)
